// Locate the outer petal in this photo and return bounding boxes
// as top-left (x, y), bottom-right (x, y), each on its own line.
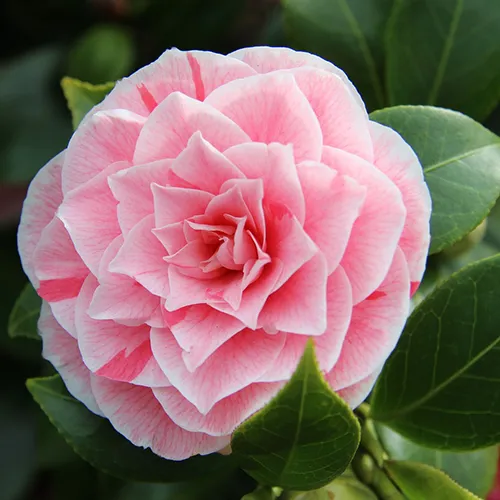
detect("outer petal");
top-left (18, 152), bottom-right (65, 287)
top-left (259, 266), bottom-right (352, 382)
top-left (205, 72), bottom-right (322, 163)
top-left (50, 298), bottom-right (78, 339)
top-left (322, 146), bottom-right (406, 303)
top-left (133, 92), bottom-right (250, 164)
top-left (369, 121), bottom-right (431, 286)
top-left (91, 376), bottom-right (229, 460)
top-left (334, 365), bottom-right (383, 409)
top-left (58, 162), bottom-right (127, 275)
top-left (150, 327), bottom-right (285, 413)
top-left (224, 142), bottom-right (306, 224)
top-left (154, 382), bottom-right (282, 436)
top-left (229, 46), bottom-right (366, 112)
top-left (298, 162), bottom-right (366, 274)
top-left (108, 158), bottom-right (173, 235)
top-left (39, 302), bottom-right (102, 415)
top-left (291, 67), bottom-right (373, 161)
top-left (258, 253), bottom-right (328, 335)
top-left (76, 275), bottom-right (168, 387)
top-left (327, 248), bottom-right (410, 389)
top-left (62, 110), bottom-right (145, 194)
top-left (33, 218), bottom-right (88, 302)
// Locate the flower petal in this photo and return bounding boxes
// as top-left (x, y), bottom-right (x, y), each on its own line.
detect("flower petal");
top-left (298, 162), bottom-right (366, 274)
top-left (369, 121), bottom-right (431, 285)
top-left (334, 365), bottom-right (383, 409)
top-left (62, 110), bottom-right (145, 194)
top-left (134, 92), bottom-right (250, 164)
top-left (154, 382), bottom-right (281, 436)
top-left (39, 302), bottom-right (102, 415)
top-left (205, 72), bottom-right (322, 163)
top-left (76, 275), bottom-right (168, 387)
top-left (322, 146), bottom-right (406, 303)
top-left (258, 252), bottom-right (328, 335)
top-left (18, 152), bottom-right (65, 287)
top-left (91, 376), bottom-right (229, 460)
top-left (327, 248), bottom-right (410, 389)
top-left (150, 327), bottom-right (285, 413)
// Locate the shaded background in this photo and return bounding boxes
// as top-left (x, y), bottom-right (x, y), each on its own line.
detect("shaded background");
top-left (1, 1), bottom-right (499, 499)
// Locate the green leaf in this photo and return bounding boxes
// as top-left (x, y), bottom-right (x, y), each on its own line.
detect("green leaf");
top-left (282, 0), bottom-right (393, 110)
top-left (384, 460), bottom-right (480, 499)
top-left (27, 374), bottom-right (236, 482)
top-left (371, 105), bottom-right (500, 254)
top-left (8, 283), bottom-right (41, 340)
top-left (67, 24), bottom-right (135, 85)
top-left (288, 476), bottom-right (378, 499)
top-left (386, 0), bottom-right (500, 121)
top-left (371, 254), bottom-right (500, 450)
top-left (61, 77), bottom-right (114, 129)
top-left (241, 485), bottom-right (277, 500)
top-left (377, 424), bottom-right (498, 497)
top-left (231, 340), bottom-right (361, 491)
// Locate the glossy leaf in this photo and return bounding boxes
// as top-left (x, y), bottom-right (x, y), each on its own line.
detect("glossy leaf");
top-left (61, 77), bottom-right (114, 129)
top-left (232, 341), bottom-right (361, 491)
top-left (288, 476), bottom-right (378, 499)
top-left (27, 375), bottom-right (235, 482)
top-left (371, 254), bottom-right (500, 450)
top-left (377, 424), bottom-right (498, 497)
top-left (241, 485), bottom-right (277, 500)
top-left (385, 460), bottom-right (480, 499)
top-left (386, 0), bottom-right (500, 121)
top-left (8, 283), bottom-right (41, 340)
top-left (371, 106), bottom-right (500, 254)
top-left (282, 0), bottom-right (392, 110)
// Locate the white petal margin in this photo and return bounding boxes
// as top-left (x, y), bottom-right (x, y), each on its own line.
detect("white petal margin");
top-left (335, 365), bottom-right (384, 409)
top-left (91, 376), bottom-right (229, 460)
top-left (39, 302), bottom-right (102, 416)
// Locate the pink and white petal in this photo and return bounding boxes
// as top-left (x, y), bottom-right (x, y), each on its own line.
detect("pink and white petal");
top-left (58, 162), bottom-right (126, 275)
top-left (291, 67), bottom-right (373, 161)
top-left (265, 204), bottom-right (317, 291)
top-left (369, 121), bottom-right (431, 285)
top-left (18, 151), bottom-right (65, 287)
top-left (134, 92), bottom-right (250, 164)
top-left (229, 46), bottom-right (365, 112)
top-left (152, 184), bottom-right (213, 228)
top-left (164, 305), bottom-right (245, 372)
top-left (185, 50), bottom-right (256, 100)
top-left (150, 327), bottom-right (286, 413)
top-left (322, 146), bottom-right (406, 303)
top-left (298, 162), bottom-right (366, 274)
top-left (258, 266), bottom-right (349, 383)
top-left (39, 302), bottom-right (102, 415)
top-left (154, 382), bottom-right (282, 436)
top-left (108, 159), bottom-right (173, 235)
top-left (62, 110), bottom-right (145, 194)
top-left (49, 298), bottom-right (78, 338)
top-left (333, 365), bottom-right (383, 409)
top-left (215, 259), bottom-right (283, 329)
top-left (206, 72), bottom-right (322, 163)
top-left (153, 222), bottom-right (187, 256)
top-left (224, 142), bottom-right (306, 224)
top-left (100, 48), bottom-right (196, 115)
top-left (170, 132), bottom-right (244, 194)
top-left (327, 248), bottom-right (410, 389)
top-left (91, 377), bottom-right (229, 460)
top-left (110, 215), bottom-right (170, 298)
top-left (258, 253), bottom-right (328, 335)
top-left (76, 275), bottom-right (168, 387)
top-left (33, 218), bottom-right (88, 303)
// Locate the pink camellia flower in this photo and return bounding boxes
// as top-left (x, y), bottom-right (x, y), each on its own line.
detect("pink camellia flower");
top-left (18, 47), bottom-right (431, 460)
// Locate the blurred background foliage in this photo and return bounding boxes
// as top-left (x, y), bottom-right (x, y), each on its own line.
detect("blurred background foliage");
top-left (0, 1), bottom-right (499, 499)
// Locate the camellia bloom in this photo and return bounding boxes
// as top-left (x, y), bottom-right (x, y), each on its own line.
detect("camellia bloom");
top-left (18, 47), bottom-right (431, 460)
